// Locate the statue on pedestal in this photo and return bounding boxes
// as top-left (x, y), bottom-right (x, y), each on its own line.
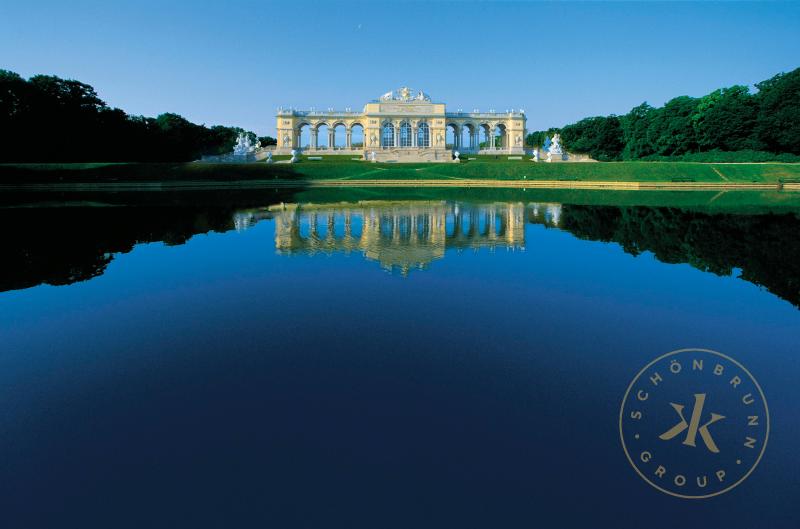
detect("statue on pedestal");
top-left (547, 133), bottom-right (566, 162)
top-left (549, 133), bottom-right (563, 155)
top-left (233, 132), bottom-right (254, 156)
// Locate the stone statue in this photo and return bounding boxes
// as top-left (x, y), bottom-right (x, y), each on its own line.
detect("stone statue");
top-left (370, 151), bottom-right (376, 162)
top-left (380, 90), bottom-right (394, 101)
top-left (282, 134), bottom-right (290, 147)
top-left (453, 150), bottom-right (460, 162)
top-left (542, 136), bottom-right (552, 154)
top-left (415, 90), bottom-right (430, 101)
top-left (233, 132), bottom-right (254, 156)
top-left (290, 149), bottom-right (298, 163)
top-left (265, 151), bottom-right (273, 164)
top-left (532, 148), bottom-right (539, 162)
top-left (549, 133), bottom-right (563, 155)
top-left (370, 134), bottom-right (377, 146)
top-left (399, 86), bottom-right (411, 101)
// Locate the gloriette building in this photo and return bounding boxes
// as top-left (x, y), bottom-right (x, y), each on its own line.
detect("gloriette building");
top-left (275, 87), bottom-right (526, 162)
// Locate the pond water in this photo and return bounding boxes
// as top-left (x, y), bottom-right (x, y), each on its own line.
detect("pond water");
top-left (1, 189), bottom-right (799, 528)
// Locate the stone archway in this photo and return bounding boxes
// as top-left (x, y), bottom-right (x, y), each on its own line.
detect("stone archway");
top-left (446, 123), bottom-right (460, 150)
top-left (313, 122), bottom-right (330, 150)
top-left (493, 123), bottom-right (508, 150)
top-left (479, 123), bottom-right (492, 151)
top-left (349, 122), bottom-right (364, 149)
top-left (296, 122), bottom-right (312, 150)
top-left (460, 123), bottom-right (477, 153)
top-left (332, 122), bottom-right (347, 150)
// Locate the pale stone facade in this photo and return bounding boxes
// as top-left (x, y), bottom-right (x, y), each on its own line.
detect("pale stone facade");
top-left (275, 87), bottom-right (526, 162)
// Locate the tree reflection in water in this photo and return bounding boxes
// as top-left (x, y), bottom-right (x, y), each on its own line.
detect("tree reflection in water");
top-left (1, 199), bottom-right (798, 307)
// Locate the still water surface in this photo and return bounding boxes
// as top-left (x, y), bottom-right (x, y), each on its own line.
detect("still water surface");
top-left (1, 190), bottom-right (799, 528)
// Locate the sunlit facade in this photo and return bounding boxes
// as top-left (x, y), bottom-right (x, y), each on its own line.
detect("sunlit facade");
top-left (275, 87), bottom-right (527, 162)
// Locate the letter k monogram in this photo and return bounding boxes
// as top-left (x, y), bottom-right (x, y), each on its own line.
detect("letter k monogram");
top-left (659, 393), bottom-right (725, 453)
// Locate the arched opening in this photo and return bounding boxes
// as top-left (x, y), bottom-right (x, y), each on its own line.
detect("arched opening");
top-left (494, 123), bottom-right (507, 151)
top-left (399, 121), bottom-right (413, 148)
top-left (297, 123), bottom-right (311, 150)
top-left (350, 123), bottom-right (364, 149)
top-left (332, 123), bottom-right (346, 150)
top-left (417, 122), bottom-right (430, 148)
top-left (479, 124), bottom-right (492, 151)
top-left (381, 122), bottom-right (395, 148)
top-left (460, 123), bottom-right (476, 153)
top-left (314, 123), bottom-right (330, 150)
top-left (446, 124), bottom-right (459, 150)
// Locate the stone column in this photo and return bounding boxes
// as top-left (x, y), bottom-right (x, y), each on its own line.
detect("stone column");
top-left (310, 214), bottom-right (318, 238)
top-left (311, 130), bottom-right (318, 150)
top-left (346, 130), bottom-right (352, 149)
top-left (327, 214), bottom-right (335, 239)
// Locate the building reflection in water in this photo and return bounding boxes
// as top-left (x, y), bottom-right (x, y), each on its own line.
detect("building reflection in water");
top-left (234, 201), bottom-right (563, 275)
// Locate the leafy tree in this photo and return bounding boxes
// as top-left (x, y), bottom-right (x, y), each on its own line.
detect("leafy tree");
top-left (754, 68), bottom-right (800, 154)
top-left (560, 116), bottom-right (624, 161)
top-left (620, 102), bottom-right (654, 159)
top-left (645, 96), bottom-right (699, 156)
top-left (691, 85), bottom-right (762, 151)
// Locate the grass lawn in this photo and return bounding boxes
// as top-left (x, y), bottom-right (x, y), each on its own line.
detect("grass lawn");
top-left (2, 159), bottom-right (800, 184)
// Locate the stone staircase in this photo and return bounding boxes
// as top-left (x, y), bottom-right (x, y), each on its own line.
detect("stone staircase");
top-left (372, 148), bottom-right (453, 163)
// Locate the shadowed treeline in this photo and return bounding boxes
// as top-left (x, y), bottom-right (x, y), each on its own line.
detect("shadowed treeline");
top-left (0, 71), bottom-right (275, 163)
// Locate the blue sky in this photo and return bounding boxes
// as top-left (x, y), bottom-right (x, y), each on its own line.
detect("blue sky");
top-left (2, 1), bottom-right (799, 136)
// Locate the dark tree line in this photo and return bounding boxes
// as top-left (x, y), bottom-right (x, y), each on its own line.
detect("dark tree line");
top-left (525, 67), bottom-right (800, 162)
top-left (0, 70), bottom-right (275, 162)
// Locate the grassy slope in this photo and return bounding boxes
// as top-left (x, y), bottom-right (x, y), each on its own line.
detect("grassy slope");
top-left (3, 159), bottom-right (800, 183)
